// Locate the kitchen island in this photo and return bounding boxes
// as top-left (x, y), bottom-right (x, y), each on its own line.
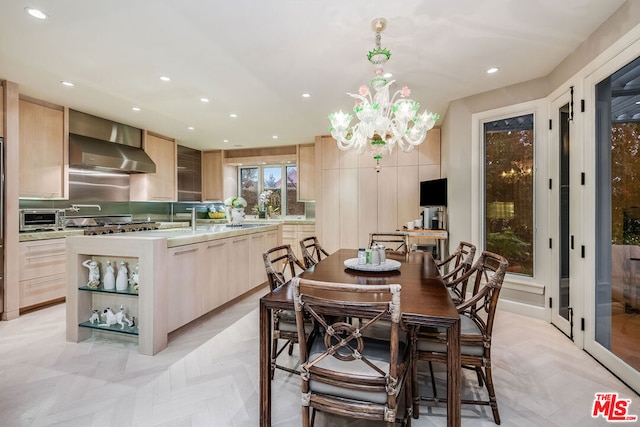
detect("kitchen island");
top-left (66, 223), bottom-right (281, 355)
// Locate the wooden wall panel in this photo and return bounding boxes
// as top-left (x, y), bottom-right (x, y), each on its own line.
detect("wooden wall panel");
top-left (377, 166), bottom-right (398, 233)
top-left (339, 168), bottom-right (359, 249)
top-left (321, 169), bottom-right (341, 252)
top-left (358, 168), bottom-right (378, 248)
top-left (397, 165), bottom-right (420, 229)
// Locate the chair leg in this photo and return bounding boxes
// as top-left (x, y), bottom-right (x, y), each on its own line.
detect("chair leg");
top-left (302, 405), bottom-right (310, 427)
top-left (270, 337), bottom-right (278, 380)
top-left (411, 338), bottom-right (420, 419)
top-left (288, 340), bottom-right (295, 355)
top-left (428, 361), bottom-right (438, 399)
top-left (475, 366), bottom-right (484, 387)
top-left (484, 364), bottom-right (501, 425)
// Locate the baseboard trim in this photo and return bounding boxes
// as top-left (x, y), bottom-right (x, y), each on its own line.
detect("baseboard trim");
top-left (498, 298), bottom-right (548, 321)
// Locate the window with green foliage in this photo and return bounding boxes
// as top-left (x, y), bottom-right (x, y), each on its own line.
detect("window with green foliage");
top-left (239, 165), bottom-right (305, 217)
top-left (484, 113), bottom-right (534, 275)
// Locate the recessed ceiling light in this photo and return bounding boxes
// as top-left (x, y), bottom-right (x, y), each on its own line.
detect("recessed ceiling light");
top-left (486, 67), bottom-right (500, 74)
top-left (61, 81), bottom-right (74, 87)
top-left (132, 107), bottom-right (141, 112)
top-left (223, 139), bottom-right (229, 143)
top-left (200, 97), bottom-right (209, 103)
top-left (25, 7), bottom-right (47, 19)
top-left (230, 113), bottom-right (238, 118)
top-left (272, 135), bottom-right (278, 139)
top-left (302, 93), bottom-right (311, 98)
top-left (187, 126), bottom-right (194, 131)
top-left (160, 76), bottom-right (171, 82)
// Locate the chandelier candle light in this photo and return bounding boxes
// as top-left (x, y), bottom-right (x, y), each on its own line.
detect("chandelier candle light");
top-left (329, 17), bottom-right (439, 172)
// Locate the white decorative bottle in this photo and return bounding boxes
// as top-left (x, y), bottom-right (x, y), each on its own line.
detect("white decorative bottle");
top-left (116, 261), bottom-right (128, 291)
top-left (104, 260), bottom-right (116, 290)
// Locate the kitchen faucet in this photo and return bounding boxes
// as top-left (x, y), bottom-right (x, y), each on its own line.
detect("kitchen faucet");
top-left (69, 204), bottom-right (102, 212)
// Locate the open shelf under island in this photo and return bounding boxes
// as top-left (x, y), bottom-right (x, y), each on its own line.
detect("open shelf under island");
top-left (66, 223), bottom-right (281, 355)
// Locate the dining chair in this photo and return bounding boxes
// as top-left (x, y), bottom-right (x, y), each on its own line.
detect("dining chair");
top-left (262, 244), bottom-right (310, 378)
top-left (291, 277), bottom-right (412, 427)
top-left (299, 236), bottom-right (330, 268)
top-left (369, 232), bottom-right (410, 254)
top-left (437, 241), bottom-right (476, 304)
top-left (411, 250), bottom-right (508, 424)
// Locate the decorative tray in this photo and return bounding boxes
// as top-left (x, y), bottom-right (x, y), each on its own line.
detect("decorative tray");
top-left (343, 258), bottom-right (401, 272)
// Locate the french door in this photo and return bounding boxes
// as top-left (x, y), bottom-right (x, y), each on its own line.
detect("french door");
top-left (550, 90), bottom-right (582, 341)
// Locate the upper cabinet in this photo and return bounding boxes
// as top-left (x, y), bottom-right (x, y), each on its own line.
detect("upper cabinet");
top-left (130, 132), bottom-right (177, 201)
top-left (19, 97), bottom-right (68, 199)
top-left (297, 143), bottom-right (315, 201)
top-left (202, 150), bottom-right (224, 201)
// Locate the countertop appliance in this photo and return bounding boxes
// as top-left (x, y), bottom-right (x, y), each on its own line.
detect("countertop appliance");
top-left (19, 208), bottom-right (64, 232)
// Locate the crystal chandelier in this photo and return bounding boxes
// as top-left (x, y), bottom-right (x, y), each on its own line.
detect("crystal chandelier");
top-left (328, 18), bottom-right (439, 172)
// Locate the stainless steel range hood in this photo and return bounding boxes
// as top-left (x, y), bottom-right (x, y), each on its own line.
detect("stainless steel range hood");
top-left (69, 133), bottom-right (156, 173)
top-left (68, 110), bottom-right (156, 174)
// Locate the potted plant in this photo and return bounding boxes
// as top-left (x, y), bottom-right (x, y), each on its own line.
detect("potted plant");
top-left (224, 196), bottom-right (247, 224)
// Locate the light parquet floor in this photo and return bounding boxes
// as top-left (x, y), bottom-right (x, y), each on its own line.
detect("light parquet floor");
top-left (0, 287), bottom-right (638, 427)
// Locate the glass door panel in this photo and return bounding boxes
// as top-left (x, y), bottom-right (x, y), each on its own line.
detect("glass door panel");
top-left (551, 93), bottom-right (573, 338)
top-left (595, 55), bottom-right (640, 374)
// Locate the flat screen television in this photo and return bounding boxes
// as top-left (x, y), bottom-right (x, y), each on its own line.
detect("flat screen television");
top-left (420, 178), bottom-right (447, 207)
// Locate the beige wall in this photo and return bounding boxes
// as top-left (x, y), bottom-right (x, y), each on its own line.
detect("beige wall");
top-left (441, 0), bottom-right (640, 312)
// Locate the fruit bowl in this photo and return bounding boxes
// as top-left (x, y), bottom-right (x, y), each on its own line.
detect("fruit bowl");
top-left (208, 212), bottom-right (226, 219)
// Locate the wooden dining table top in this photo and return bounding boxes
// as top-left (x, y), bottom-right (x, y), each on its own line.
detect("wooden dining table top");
top-left (261, 248), bottom-right (459, 326)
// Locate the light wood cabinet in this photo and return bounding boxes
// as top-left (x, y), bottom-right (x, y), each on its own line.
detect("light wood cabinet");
top-left (297, 143), bottom-right (316, 201)
top-left (167, 244), bottom-right (202, 331)
top-left (19, 239), bottom-right (66, 309)
top-left (229, 235), bottom-right (251, 294)
top-left (202, 238), bottom-right (229, 311)
top-left (250, 232), bottom-right (267, 289)
top-left (282, 223), bottom-right (316, 259)
top-left (19, 97), bottom-right (68, 199)
top-left (202, 150), bottom-right (224, 201)
top-left (130, 132), bottom-right (177, 201)
top-left (316, 128), bottom-right (441, 252)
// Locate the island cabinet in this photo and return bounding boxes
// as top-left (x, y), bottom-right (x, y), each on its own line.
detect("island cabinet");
top-left (167, 244), bottom-right (203, 331)
top-left (19, 97), bottom-right (68, 199)
top-left (66, 224), bottom-right (281, 355)
top-left (19, 239), bottom-right (67, 309)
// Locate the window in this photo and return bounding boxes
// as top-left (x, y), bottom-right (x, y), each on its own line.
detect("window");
top-left (239, 165), bottom-right (305, 217)
top-left (483, 113), bottom-right (534, 275)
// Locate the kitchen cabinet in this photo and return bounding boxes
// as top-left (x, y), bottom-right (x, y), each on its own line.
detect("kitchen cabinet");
top-left (229, 235), bottom-right (251, 294)
top-left (167, 244), bottom-right (203, 331)
top-left (297, 143), bottom-right (315, 201)
top-left (202, 239), bottom-right (229, 310)
top-left (19, 239), bottom-right (66, 309)
top-left (316, 129), bottom-right (441, 251)
top-left (282, 223), bottom-right (316, 260)
top-left (19, 97), bottom-right (68, 199)
top-left (130, 132), bottom-right (177, 201)
top-left (202, 150), bottom-right (224, 201)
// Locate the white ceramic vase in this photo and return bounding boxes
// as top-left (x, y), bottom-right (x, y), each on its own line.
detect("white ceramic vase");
top-left (226, 207), bottom-right (245, 224)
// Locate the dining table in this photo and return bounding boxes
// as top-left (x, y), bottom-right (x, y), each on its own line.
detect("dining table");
top-left (258, 248), bottom-right (461, 427)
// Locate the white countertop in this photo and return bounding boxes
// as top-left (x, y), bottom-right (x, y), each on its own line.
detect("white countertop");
top-left (66, 223), bottom-right (281, 248)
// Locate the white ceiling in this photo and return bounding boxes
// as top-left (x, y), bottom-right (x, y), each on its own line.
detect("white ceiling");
top-left (0, 0), bottom-right (627, 151)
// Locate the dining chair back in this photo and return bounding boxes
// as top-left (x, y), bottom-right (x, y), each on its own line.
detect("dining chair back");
top-left (299, 236), bottom-right (330, 268)
top-left (292, 277), bottom-right (412, 426)
top-left (262, 244), bottom-right (309, 378)
top-left (369, 232), bottom-right (409, 254)
top-left (412, 250), bottom-right (508, 424)
top-left (437, 241), bottom-right (476, 303)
